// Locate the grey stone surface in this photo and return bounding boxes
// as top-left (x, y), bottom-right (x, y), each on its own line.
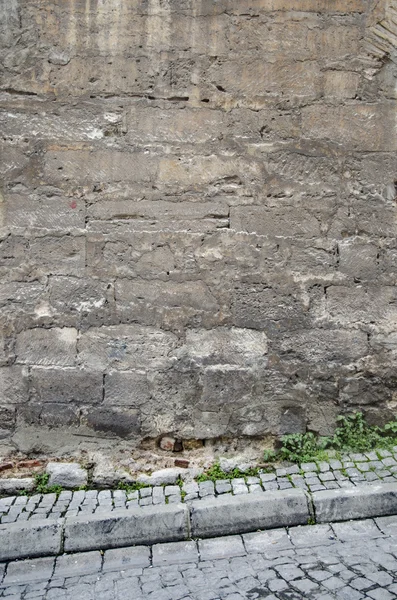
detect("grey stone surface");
top-left (0, 0), bottom-right (396, 456)
top-left (63, 504), bottom-right (189, 552)
top-left (137, 469), bottom-right (183, 486)
top-left (46, 463), bottom-right (88, 489)
top-left (53, 551), bottom-right (102, 577)
top-left (243, 528), bottom-right (292, 553)
top-left (190, 488), bottom-right (309, 538)
top-left (152, 541), bottom-right (198, 566)
top-left (0, 519), bottom-right (62, 562)
top-left (103, 546), bottom-right (150, 571)
top-left (2, 517), bottom-right (397, 599)
top-left (198, 536), bottom-right (246, 561)
top-left (0, 479), bottom-right (35, 495)
top-left (313, 482), bottom-right (397, 523)
top-left (2, 557), bottom-right (55, 585)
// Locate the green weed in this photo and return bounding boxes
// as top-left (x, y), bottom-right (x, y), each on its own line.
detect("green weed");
top-left (34, 473), bottom-right (63, 497)
top-left (264, 413), bottom-right (397, 465)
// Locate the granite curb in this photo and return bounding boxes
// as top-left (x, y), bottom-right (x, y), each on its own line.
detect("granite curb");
top-left (2, 483), bottom-right (397, 562)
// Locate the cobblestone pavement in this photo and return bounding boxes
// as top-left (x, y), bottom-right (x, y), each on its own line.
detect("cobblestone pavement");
top-left (2, 517), bottom-right (397, 598)
top-left (2, 449), bottom-right (397, 524)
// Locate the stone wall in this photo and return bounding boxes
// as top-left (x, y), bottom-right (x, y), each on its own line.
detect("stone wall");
top-left (1, 0), bottom-right (397, 455)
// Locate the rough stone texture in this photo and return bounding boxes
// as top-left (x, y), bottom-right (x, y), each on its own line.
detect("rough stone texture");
top-left (313, 482), bottom-right (397, 523)
top-left (190, 488), bottom-right (309, 538)
top-left (1, 0), bottom-right (397, 452)
top-left (46, 462), bottom-right (88, 489)
top-left (63, 504), bottom-right (189, 552)
top-left (0, 519), bottom-right (62, 561)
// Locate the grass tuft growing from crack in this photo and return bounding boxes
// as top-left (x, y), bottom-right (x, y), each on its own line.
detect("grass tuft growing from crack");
top-left (34, 473), bottom-right (63, 497)
top-left (196, 462), bottom-right (259, 483)
top-left (266, 413), bottom-right (397, 465)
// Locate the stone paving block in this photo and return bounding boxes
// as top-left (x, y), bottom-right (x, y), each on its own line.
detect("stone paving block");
top-left (243, 528), bottom-right (292, 553)
top-left (319, 472), bottom-right (335, 482)
top-left (313, 483), bottom-right (397, 522)
top-left (198, 536), bottom-right (245, 561)
top-left (248, 484), bottom-right (262, 494)
top-left (329, 460), bottom-right (343, 470)
top-left (64, 504), bottom-right (189, 552)
top-left (332, 519), bottom-right (382, 541)
top-left (301, 463), bottom-right (318, 472)
top-left (183, 482), bottom-right (198, 495)
top-left (246, 476), bottom-right (260, 484)
top-left (3, 557), bottom-right (55, 585)
top-left (289, 524), bottom-right (336, 547)
top-left (103, 546), bottom-right (150, 571)
top-left (231, 481), bottom-right (248, 495)
top-left (215, 481), bottom-right (232, 494)
top-left (317, 462), bottom-right (330, 472)
top-left (167, 494), bottom-right (181, 504)
top-left (0, 480), bottom-right (35, 495)
top-left (140, 496), bottom-right (153, 506)
top-left (382, 457), bottom-right (397, 467)
top-left (260, 473), bottom-right (276, 483)
top-left (139, 488), bottom-right (152, 499)
top-left (262, 482), bottom-right (279, 491)
top-left (309, 484), bottom-right (326, 492)
top-left (152, 487), bottom-right (165, 505)
top-left (0, 519), bottom-right (63, 562)
top-left (199, 481), bottom-right (215, 497)
top-left (54, 551), bottom-right (102, 577)
top-left (375, 515), bottom-right (397, 535)
top-left (378, 450), bottom-right (392, 458)
top-left (190, 488), bottom-right (309, 538)
top-left (164, 486), bottom-right (179, 496)
top-left (152, 540), bottom-right (198, 566)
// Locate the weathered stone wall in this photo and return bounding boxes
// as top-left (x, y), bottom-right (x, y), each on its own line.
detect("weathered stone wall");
top-left (1, 0), bottom-right (397, 455)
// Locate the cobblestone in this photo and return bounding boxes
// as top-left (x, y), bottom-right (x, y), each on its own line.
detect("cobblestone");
top-left (0, 522), bottom-right (379, 600)
top-left (3, 449), bottom-right (397, 523)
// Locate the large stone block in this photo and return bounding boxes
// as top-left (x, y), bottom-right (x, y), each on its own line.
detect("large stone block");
top-left (28, 236), bottom-right (85, 277)
top-left (0, 366), bottom-right (29, 405)
top-left (5, 193), bottom-right (85, 232)
top-left (115, 279), bottom-right (222, 329)
top-left (277, 329), bottom-right (368, 363)
top-left (78, 325), bottom-right (178, 371)
top-left (83, 407), bottom-right (140, 437)
top-left (176, 327), bottom-right (268, 367)
top-left (30, 367), bottom-right (103, 405)
top-left (209, 60), bottom-right (322, 100)
top-left (16, 328), bottom-right (77, 366)
top-left (63, 505), bottom-right (189, 552)
top-left (87, 199), bottom-right (228, 223)
top-left (313, 483), bottom-right (397, 523)
top-left (0, 519), bottom-right (62, 562)
top-left (157, 155), bottom-right (262, 192)
top-left (104, 371), bottom-right (151, 407)
top-left (48, 276), bottom-right (113, 328)
top-left (46, 462), bottom-right (87, 488)
top-left (302, 104), bottom-right (397, 151)
top-left (324, 286), bottom-right (397, 325)
top-left (230, 205), bottom-right (321, 238)
top-left (126, 107), bottom-right (225, 144)
top-left (338, 239), bottom-right (379, 281)
top-left (44, 149), bottom-right (158, 186)
top-left (190, 489), bottom-right (310, 538)
top-left (231, 283), bottom-right (311, 334)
